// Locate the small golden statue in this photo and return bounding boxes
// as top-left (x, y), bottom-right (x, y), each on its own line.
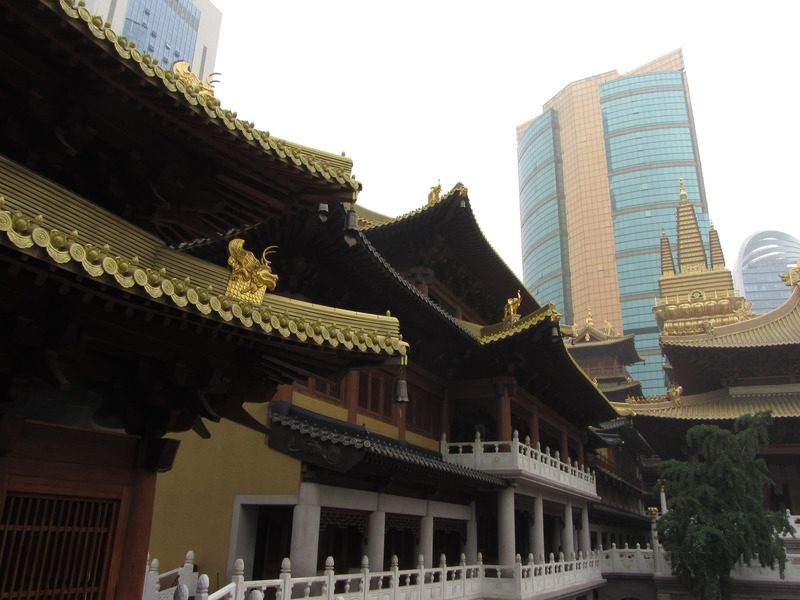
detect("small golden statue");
top-left (780, 259), bottom-right (800, 287)
top-left (503, 290), bottom-right (522, 327)
top-left (428, 180), bottom-right (442, 205)
top-left (225, 238), bottom-right (278, 304)
top-left (173, 61), bottom-right (220, 98)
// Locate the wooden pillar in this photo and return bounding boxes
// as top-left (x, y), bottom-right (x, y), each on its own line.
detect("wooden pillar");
top-left (420, 515), bottom-right (434, 568)
top-left (529, 406), bottom-right (540, 446)
top-left (290, 483), bottom-right (321, 576)
top-left (367, 510), bottom-right (386, 571)
top-left (116, 460), bottom-right (157, 600)
top-left (465, 501), bottom-right (478, 564)
top-left (345, 371), bottom-right (360, 423)
top-left (497, 391), bottom-right (512, 442)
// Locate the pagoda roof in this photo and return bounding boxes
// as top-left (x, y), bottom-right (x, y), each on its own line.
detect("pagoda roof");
top-left (612, 384), bottom-right (800, 458)
top-left (567, 329), bottom-right (643, 364)
top-left (359, 184), bottom-right (541, 323)
top-left (613, 384), bottom-right (800, 422)
top-left (303, 201), bottom-right (619, 426)
top-left (0, 0), bottom-right (359, 246)
top-left (661, 284), bottom-right (800, 350)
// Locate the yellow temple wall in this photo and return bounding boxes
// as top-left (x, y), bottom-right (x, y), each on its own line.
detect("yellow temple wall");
top-left (148, 402), bottom-right (301, 583)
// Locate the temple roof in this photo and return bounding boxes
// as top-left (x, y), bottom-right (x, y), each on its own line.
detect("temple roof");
top-left (661, 284), bottom-right (800, 350)
top-left (0, 0), bottom-right (359, 247)
top-left (613, 384), bottom-right (800, 421)
top-left (360, 184), bottom-right (541, 323)
top-left (0, 157), bottom-right (405, 359)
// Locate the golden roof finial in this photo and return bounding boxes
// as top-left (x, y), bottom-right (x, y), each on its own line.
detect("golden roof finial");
top-left (679, 178), bottom-right (688, 202)
top-left (502, 290), bottom-right (522, 327)
top-left (780, 259), bottom-right (800, 287)
top-left (586, 307), bottom-right (594, 327)
top-left (225, 239), bottom-right (278, 304)
top-left (173, 61), bottom-right (218, 98)
top-left (428, 179), bottom-right (442, 205)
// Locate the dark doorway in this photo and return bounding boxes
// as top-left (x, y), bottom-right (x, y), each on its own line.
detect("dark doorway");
top-left (252, 506), bottom-right (293, 579)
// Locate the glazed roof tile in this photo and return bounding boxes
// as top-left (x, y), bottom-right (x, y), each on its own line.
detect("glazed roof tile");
top-left (613, 384), bottom-right (800, 420)
top-left (51, 0), bottom-right (360, 193)
top-left (661, 285), bottom-right (800, 349)
top-left (0, 162), bottom-right (406, 357)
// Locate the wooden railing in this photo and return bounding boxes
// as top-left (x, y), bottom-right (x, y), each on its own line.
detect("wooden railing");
top-left (441, 431), bottom-right (597, 497)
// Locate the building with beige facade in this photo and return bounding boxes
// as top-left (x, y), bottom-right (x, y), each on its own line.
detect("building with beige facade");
top-left (517, 50), bottom-right (709, 395)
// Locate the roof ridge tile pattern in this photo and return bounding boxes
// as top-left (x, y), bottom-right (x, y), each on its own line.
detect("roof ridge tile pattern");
top-left (0, 197), bottom-right (407, 356)
top-left (56, 0), bottom-right (360, 191)
top-left (661, 286), bottom-right (800, 348)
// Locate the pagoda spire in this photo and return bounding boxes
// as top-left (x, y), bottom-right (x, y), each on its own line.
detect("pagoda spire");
top-left (660, 229), bottom-right (676, 276)
top-left (676, 179), bottom-right (707, 273)
top-left (708, 221), bottom-right (726, 270)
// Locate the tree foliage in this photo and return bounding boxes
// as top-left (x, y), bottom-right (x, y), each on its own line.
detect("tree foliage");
top-left (656, 411), bottom-right (793, 600)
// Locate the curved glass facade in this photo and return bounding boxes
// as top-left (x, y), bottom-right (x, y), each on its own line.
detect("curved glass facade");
top-left (602, 71), bottom-right (707, 395)
top-left (517, 52), bottom-right (708, 397)
top-left (734, 231), bottom-right (800, 314)
top-left (518, 109), bottom-right (570, 315)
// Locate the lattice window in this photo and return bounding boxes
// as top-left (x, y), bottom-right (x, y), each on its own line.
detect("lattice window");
top-left (433, 518), bottom-right (466, 536)
top-left (0, 492), bottom-right (118, 600)
top-left (319, 509), bottom-right (367, 534)
top-left (385, 515), bottom-right (420, 538)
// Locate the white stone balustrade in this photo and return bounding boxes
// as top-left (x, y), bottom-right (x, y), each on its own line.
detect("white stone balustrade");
top-left (169, 552), bottom-right (603, 600)
top-left (142, 551), bottom-right (199, 600)
top-left (440, 431), bottom-right (597, 498)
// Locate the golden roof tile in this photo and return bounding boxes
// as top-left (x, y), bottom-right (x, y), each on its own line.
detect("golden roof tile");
top-left (0, 190), bottom-right (406, 357)
top-left (613, 384), bottom-right (800, 420)
top-left (661, 285), bottom-right (800, 349)
top-left (56, 0), bottom-right (360, 192)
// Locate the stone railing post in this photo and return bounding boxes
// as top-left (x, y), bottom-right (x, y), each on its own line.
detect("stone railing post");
top-left (321, 557), bottom-right (335, 600)
top-left (513, 554), bottom-right (522, 595)
top-left (194, 574), bottom-right (209, 600)
top-left (390, 555), bottom-right (399, 600)
top-left (473, 431), bottom-right (482, 468)
top-left (232, 558), bottom-right (245, 600)
top-left (280, 558), bottom-right (293, 600)
top-left (361, 555), bottom-right (370, 600)
top-left (174, 584), bottom-right (189, 600)
top-left (143, 558), bottom-right (159, 600)
top-left (610, 543), bottom-right (619, 573)
top-left (440, 434), bottom-right (447, 456)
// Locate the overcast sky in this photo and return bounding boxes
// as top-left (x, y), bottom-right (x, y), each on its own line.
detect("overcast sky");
top-left (206, 1), bottom-right (799, 282)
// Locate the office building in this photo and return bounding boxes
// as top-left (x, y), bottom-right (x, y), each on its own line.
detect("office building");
top-left (81, 0), bottom-right (221, 78)
top-left (517, 49), bottom-right (709, 395)
top-left (734, 230), bottom-right (800, 314)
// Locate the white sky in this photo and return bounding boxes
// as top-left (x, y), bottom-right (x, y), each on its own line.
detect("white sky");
top-left (206, 1), bottom-right (799, 280)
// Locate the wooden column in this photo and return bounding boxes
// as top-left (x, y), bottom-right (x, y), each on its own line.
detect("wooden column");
top-left (116, 461), bottom-right (158, 600)
top-left (529, 406), bottom-right (540, 446)
top-left (345, 371), bottom-right (361, 423)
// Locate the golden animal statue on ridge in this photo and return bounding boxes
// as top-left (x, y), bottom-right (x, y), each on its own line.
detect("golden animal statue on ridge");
top-left (226, 238), bottom-right (278, 304)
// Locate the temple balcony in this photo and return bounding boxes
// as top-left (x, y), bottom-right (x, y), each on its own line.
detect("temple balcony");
top-left (440, 431), bottom-right (598, 500)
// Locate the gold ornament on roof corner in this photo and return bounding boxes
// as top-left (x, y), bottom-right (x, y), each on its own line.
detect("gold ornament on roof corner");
top-left (427, 179), bottom-right (442, 205)
top-left (503, 290), bottom-right (522, 328)
top-left (173, 61), bottom-right (220, 98)
top-left (226, 239), bottom-right (278, 304)
top-left (780, 259), bottom-right (800, 287)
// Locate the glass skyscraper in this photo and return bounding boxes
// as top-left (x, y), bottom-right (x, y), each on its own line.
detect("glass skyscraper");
top-left (517, 50), bottom-right (708, 396)
top-left (80, 0), bottom-right (221, 78)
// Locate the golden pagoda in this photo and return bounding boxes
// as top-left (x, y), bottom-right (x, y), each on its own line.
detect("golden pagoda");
top-left (652, 179), bottom-right (752, 336)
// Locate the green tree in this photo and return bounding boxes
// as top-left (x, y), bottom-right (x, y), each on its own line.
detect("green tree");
top-left (657, 411), bottom-right (793, 600)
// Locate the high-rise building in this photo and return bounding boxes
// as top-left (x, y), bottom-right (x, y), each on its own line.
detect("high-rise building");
top-left (81, 0), bottom-right (221, 79)
top-left (734, 230), bottom-right (800, 314)
top-left (516, 49), bottom-right (709, 395)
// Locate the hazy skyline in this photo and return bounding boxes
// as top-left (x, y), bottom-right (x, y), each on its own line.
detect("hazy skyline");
top-left (203, 1), bottom-right (799, 322)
